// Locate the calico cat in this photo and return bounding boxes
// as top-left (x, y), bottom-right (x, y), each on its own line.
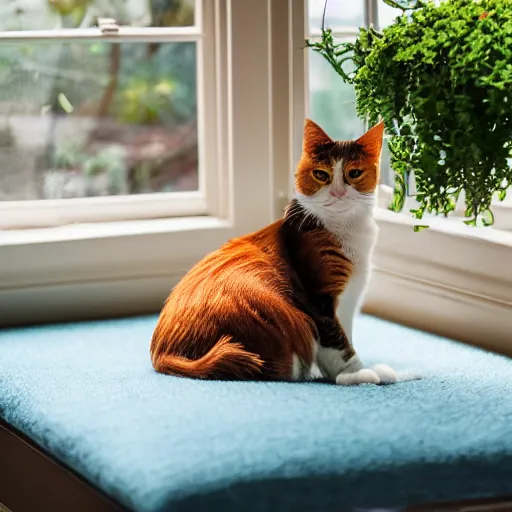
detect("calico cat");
top-left (150, 119), bottom-right (397, 385)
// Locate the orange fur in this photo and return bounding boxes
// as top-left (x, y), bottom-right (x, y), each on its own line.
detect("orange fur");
top-left (296, 230), bottom-right (353, 298)
top-left (152, 336), bottom-right (264, 380)
top-left (151, 221), bottom-right (317, 380)
top-left (295, 119), bottom-right (384, 197)
top-left (150, 119), bottom-right (384, 381)
top-left (295, 120), bottom-right (332, 195)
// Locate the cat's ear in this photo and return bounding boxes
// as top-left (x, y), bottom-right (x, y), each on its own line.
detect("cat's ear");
top-left (303, 118), bottom-right (333, 155)
top-left (356, 121), bottom-right (385, 159)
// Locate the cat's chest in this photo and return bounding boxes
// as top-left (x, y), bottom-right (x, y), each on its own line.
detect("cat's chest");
top-left (332, 222), bottom-right (377, 341)
top-left (331, 219), bottom-right (377, 266)
top-left (289, 214), bottom-right (377, 301)
top-left (305, 224), bottom-right (375, 300)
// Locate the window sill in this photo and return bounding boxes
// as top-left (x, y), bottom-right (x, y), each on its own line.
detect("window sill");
top-left (492, 200), bottom-right (512, 231)
top-left (366, 208), bottom-right (512, 357)
top-left (377, 183), bottom-right (512, 232)
top-left (0, 215), bottom-right (228, 246)
top-left (0, 216), bottom-right (233, 326)
top-left (2, 208), bottom-right (511, 358)
top-left (0, 192), bottom-right (207, 230)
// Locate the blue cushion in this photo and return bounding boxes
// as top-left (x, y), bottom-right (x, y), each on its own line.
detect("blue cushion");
top-left (1, 314), bottom-right (511, 512)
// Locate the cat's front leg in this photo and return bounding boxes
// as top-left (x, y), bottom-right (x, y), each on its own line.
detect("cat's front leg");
top-left (316, 343), bottom-right (382, 385)
top-left (335, 359), bottom-right (398, 385)
top-left (317, 345), bottom-right (398, 385)
top-left (334, 271), bottom-right (398, 385)
top-left (314, 317), bottom-right (397, 385)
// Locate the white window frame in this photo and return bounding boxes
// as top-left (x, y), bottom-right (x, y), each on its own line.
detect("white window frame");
top-left (491, 200), bottom-right (512, 231)
top-left (0, 0), bottom-right (299, 326)
top-left (0, 1), bottom-right (215, 228)
top-left (304, 0), bottom-right (512, 355)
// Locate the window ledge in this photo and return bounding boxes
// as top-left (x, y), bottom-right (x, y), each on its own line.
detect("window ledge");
top-left (375, 205), bottom-right (512, 247)
top-left (2, 208), bottom-right (511, 357)
top-left (377, 183), bottom-right (512, 232)
top-left (0, 216), bottom-right (234, 327)
top-left (0, 216), bottom-right (229, 246)
top-left (0, 216), bottom-right (233, 289)
top-left (367, 207), bottom-right (512, 357)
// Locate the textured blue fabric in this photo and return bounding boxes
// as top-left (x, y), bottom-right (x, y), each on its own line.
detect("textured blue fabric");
top-left (0, 315), bottom-right (511, 512)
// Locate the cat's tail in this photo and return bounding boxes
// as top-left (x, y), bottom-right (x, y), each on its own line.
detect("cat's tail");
top-left (152, 336), bottom-right (264, 380)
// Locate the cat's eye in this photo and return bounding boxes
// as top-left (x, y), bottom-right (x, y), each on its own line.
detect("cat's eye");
top-left (348, 169), bottom-right (364, 179)
top-left (312, 170), bottom-right (331, 184)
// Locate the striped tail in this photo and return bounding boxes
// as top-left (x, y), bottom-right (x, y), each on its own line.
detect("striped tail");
top-left (152, 336), bottom-right (264, 380)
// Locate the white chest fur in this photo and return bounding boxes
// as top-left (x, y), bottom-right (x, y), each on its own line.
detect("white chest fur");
top-left (296, 193), bottom-right (378, 344)
top-left (323, 215), bottom-right (378, 350)
top-left (336, 269), bottom-right (369, 344)
top-left (332, 215), bottom-right (377, 344)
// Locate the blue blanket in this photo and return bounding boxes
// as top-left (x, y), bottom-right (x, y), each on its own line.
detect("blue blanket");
top-left (1, 314), bottom-right (511, 512)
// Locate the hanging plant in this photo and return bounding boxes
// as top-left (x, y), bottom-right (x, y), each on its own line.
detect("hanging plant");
top-left (307, 0), bottom-right (512, 226)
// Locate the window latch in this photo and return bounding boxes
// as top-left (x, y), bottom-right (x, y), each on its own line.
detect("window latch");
top-left (98, 18), bottom-right (119, 35)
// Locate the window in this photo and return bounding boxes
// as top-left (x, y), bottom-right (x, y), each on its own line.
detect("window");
top-left (307, 0), bottom-right (400, 187)
top-left (0, 0), bottom-right (297, 325)
top-left (2, 0), bottom-right (510, 355)
top-left (305, 0), bottom-right (512, 354)
top-left (0, 1), bottom-right (214, 228)
top-left (307, 0), bottom-right (512, 232)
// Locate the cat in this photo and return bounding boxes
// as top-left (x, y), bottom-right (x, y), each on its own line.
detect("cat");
top-left (150, 119), bottom-right (398, 385)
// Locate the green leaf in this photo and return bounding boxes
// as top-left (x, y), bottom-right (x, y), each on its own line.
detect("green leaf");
top-left (58, 93), bottom-right (74, 114)
top-left (481, 209), bottom-right (495, 226)
top-left (413, 225), bottom-right (429, 232)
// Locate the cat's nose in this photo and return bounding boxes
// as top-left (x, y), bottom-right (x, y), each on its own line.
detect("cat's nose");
top-left (330, 189), bottom-right (347, 198)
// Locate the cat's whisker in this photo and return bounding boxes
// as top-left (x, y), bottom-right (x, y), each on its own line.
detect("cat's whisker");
top-left (297, 209), bottom-right (317, 232)
top-left (284, 206), bottom-right (305, 226)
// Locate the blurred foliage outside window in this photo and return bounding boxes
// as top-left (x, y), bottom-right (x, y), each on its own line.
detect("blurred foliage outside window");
top-left (0, 0), bottom-right (198, 201)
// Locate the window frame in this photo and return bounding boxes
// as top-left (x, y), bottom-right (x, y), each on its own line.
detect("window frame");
top-left (0, 0), bottom-right (301, 327)
top-left (0, 0), bottom-right (215, 227)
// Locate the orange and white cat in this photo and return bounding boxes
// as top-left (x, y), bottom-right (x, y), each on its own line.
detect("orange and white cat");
top-left (150, 119), bottom-right (397, 385)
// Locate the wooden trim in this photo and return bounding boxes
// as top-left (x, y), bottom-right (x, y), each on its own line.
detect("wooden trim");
top-left (1, 417), bottom-right (511, 512)
top-left (408, 496), bottom-right (512, 512)
top-left (0, 420), bottom-right (125, 512)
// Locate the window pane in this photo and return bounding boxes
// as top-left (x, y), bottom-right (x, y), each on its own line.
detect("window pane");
top-left (308, 0), bottom-right (364, 33)
top-left (0, 0), bottom-right (195, 31)
top-left (308, 46), bottom-right (364, 142)
top-left (380, 138), bottom-right (393, 186)
top-left (375, 2), bottom-right (402, 186)
top-left (0, 41), bottom-right (197, 201)
top-left (308, 45), bottom-right (395, 186)
top-left (377, 1), bottom-right (402, 29)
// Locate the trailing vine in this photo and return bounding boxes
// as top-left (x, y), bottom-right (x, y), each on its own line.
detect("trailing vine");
top-left (307, 0), bottom-right (512, 226)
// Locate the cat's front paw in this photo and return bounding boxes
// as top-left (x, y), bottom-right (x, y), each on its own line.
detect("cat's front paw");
top-left (336, 368), bottom-right (380, 386)
top-left (335, 364), bottom-right (399, 386)
top-left (372, 363), bottom-right (398, 384)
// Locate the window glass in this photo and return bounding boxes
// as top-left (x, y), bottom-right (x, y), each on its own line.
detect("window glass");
top-left (378, 0), bottom-right (402, 29)
top-left (0, 41), bottom-right (198, 200)
top-left (0, 0), bottom-right (195, 31)
top-left (308, 0), bottom-right (364, 32)
top-left (308, 45), bottom-right (364, 142)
